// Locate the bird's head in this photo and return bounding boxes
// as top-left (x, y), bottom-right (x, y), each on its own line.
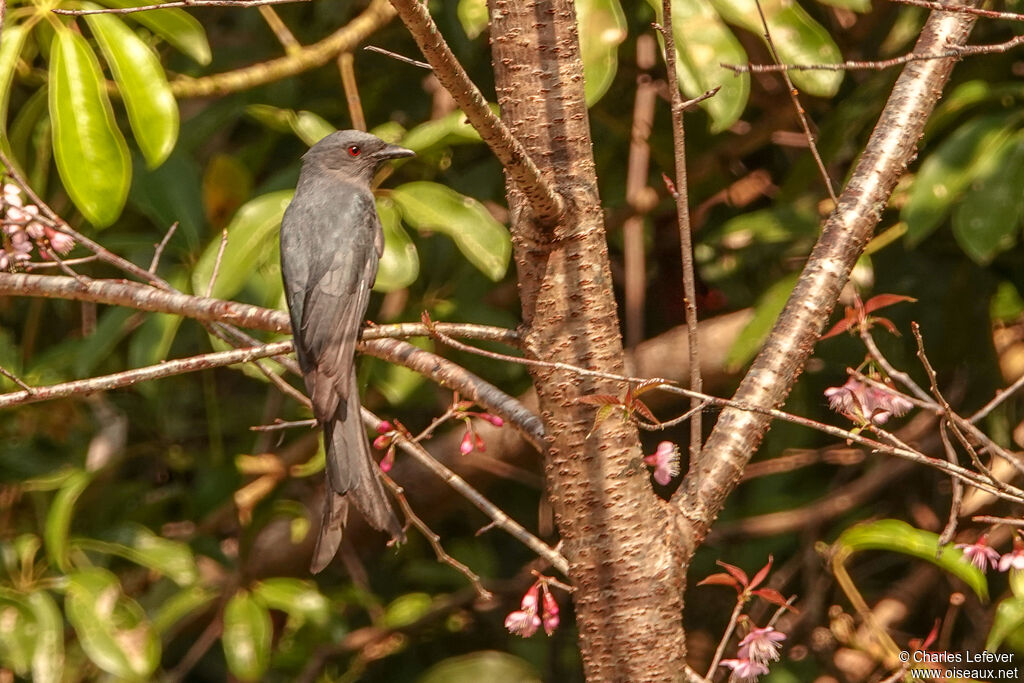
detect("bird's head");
top-left (301, 130), bottom-right (415, 185)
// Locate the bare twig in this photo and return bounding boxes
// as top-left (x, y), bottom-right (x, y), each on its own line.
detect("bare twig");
top-left (258, 4), bottom-right (301, 54)
top-left (754, 0), bottom-right (837, 205)
top-left (149, 222), bottom-right (179, 274)
top-left (363, 45), bottom-right (431, 70)
top-left (0, 342), bottom-right (293, 409)
top-left (890, 0), bottom-right (1024, 21)
top-left (204, 229), bottom-right (229, 298)
top-left (338, 52), bottom-right (366, 131)
top-left (384, 475), bottom-right (494, 600)
top-left (363, 407), bottom-right (569, 575)
top-left (0, 364), bottom-right (33, 393)
top-left (972, 515), bottom-right (1024, 528)
top-left (937, 422), bottom-right (963, 546)
top-left (250, 418), bottom-right (317, 432)
top-left (23, 256), bottom-right (100, 271)
top-left (655, 6), bottom-right (704, 463)
top-left (705, 597), bottom-right (746, 679)
top-left (969, 371), bottom-right (1024, 423)
top-left (387, 0), bottom-right (564, 225)
top-left (53, 0), bottom-right (309, 15)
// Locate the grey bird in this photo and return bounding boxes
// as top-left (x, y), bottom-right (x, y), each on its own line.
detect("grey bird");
top-left (280, 130), bottom-right (414, 573)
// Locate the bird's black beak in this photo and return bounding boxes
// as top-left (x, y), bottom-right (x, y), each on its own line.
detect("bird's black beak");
top-left (373, 143), bottom-right (416, 161)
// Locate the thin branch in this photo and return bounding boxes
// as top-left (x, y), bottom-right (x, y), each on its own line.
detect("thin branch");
top-left (705, 597), bottom-right (746, 680)
top-left (722, 34), bottom-right (1024, 74)
top-left (258, 4), bottom-right (301, 54)
top-left (363, 45), bottom-right (431, 70)
top-left (384, 475), bottom-right (493, 600)
top-left (937, 422), bottom-right (963, 546)
top-left (655, 7), bottom-right (704, 463)
top-left (972, 515), bottom-right (1024, 528)
top-left (23, 256), bottom-right (100, 271)
top-left (387, 0), bottom-right (564, 225)
top-left (53, 0), bottom-right (309, 15)
top-left (250, 418), bottom-right (317, 432)
top-left (890, 0), bottom-right (1024, 21)
top-left (753, 0), bottom-right (837, 204)
top-left (969, 371), bottom-right (1024, 423)
top-left (0, 342), bottom-right (293, 409)
top-left (362, 407), bottom-right (569, 575)
top-left (204, 229), bottom-right (229, 298)
top-left (148, 222), bottom-right (179, 274)
top-left (338, 52), bottom-right (366, 131)
top-left (0, 364), bottom-right (33, 393)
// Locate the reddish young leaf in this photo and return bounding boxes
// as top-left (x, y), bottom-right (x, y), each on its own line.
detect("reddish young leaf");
top-left (751, 588), bottom-right (795, 611)
top-left (630, 398), bottom-right (659, 425)
top-left (870, 316), bottom-right (900, 336)
top-left (748, 555), bottom-right (774, 591)
top-left (633, 378), bottom-right (673, 396)
top-left (696, 573), bottom-right (742, 590)
top-left (577, 394), bottom-right (624, 407)
top-left (715, 561), bottom-right (750, 588)
top-left (862, 293), bottom-right (916, 315)
top-left (820, 307), bottom-right (859, 340)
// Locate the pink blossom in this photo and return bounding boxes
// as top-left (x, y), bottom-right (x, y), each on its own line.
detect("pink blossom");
top-left (504, 609), bottom-right (541, 637)
top-left (999, 536), bottom-right (1024, 572)
top-left (644, 441), bottom-right (680, 485)
top-left (737, 626), bottom-right (786, 665)
top-left (956, 536), bottom-right (1000, 572)
top-left (720, 657), bottom-right (769, 682)
top-left (459, 431), bottom-right (474, 455)
top-left (484, 414), bottom-right (504, 427)
top-left (3, 183), bottom-right (23, 207)
top-left (379, 448), bottom-right (395, 473)
top-left (541, 589), bottom-right (559, 635)
top-left (824, 377), bottom-right (913, 425)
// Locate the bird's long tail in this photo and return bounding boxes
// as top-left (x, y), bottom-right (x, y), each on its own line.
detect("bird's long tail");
top-left (310, 373), bottom-right (404, 573)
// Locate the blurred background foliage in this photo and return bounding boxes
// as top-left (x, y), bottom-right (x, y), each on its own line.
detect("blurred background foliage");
top-left (3, 0), bottom-right (1024, 679)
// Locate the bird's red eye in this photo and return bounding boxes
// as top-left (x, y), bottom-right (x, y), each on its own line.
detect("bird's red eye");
top-left (347, 145), bottom-right (361, 157)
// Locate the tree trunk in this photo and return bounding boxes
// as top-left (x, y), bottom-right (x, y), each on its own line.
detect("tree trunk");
top-left (487, 1), bottom-right (687, 679)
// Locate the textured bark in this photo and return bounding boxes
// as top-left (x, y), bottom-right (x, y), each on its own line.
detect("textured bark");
top-left (674, 4), bottom-right (980, 559)
top-left (487, 1), bottom-right (686, 679)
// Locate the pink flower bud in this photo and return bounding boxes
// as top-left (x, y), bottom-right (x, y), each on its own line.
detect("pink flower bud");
top-left (485, 414), bottom-right (504, 427)
top-left (376, 420), bottom-right (393, 434)
top-left (460, 431), bottom-right (474, 455)
top-left (373, 434), bottom-right (391, 450)
top-left (475, 433), bottom-right (486, 453)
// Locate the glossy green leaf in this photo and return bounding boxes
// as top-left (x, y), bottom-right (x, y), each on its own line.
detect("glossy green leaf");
top-left (9, 86), bottom-right (48, 167)
top-left (951, 133), bottom-right (1024, 264)
top-left (725, 272), bottom-right (799, 370)
top-left (44, 469), bottom-right (91, 573)
top-left (708, 0), bottom-right (842, 96)
top-left (814, 0), bottom-right (870, 13)
top-left (245, 104), bottom-right (336, 146)
top-left (418, 652), bottom-right (542, 683)
top-left (903, 114), bottom-right (1017, 247)
top-left (152, 585), bottom-right (216, 634)
top-left (458, 0), bottom-right (488, 39)
top-left (577, 0), bottom-right (627, 105)
top-left (74, 524), bottom-right (198, 586)
top-left (383, 592), bottom-right (433, 629)
top-left (252, 578), bottom-right (329, 627)
top-left (834, 519), bottom-right (988, 601)
top-left (96, 0), bottom-right (211, 65)
top-left (0, 23), bottom-right (29, 147)
top-left (649, 0), bottom-right (750, 132)
top-left (222, 590), bottom-right (272, 683)
top-left (192, 190), bottom-right (294, 300)
top-left (49, 28), bottom-right (131, 227)
top-left (26, 590), bottom-right (63, 683)
top-left (375, 197), bottom-right (420, 292)
top-left (400, 109), bottom-right (483, 154)
top-left (66, 568), bottom-right (160, 680)
top-left (129, 150), bottom-right (206, 248)
top-left (986, 596), bottom-right (1024, 651)
top-left (86, 9), bottom-right (179, 168)
top-left (391, 181), bottom-right (510, 281)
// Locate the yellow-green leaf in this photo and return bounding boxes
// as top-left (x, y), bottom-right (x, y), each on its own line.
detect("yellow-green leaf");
top-left (391, 181), bottom-right (510, 281)
top-left (222, 590), bottom-right (271, 683)
top-left (375, 197), bottom-right (420, 292)
top-left (577, 0), bottom-right (627, 105)
top-left (0, 24), bottom-right (29, 148)
top-left (96, 0), bottom-right (211, 65)
top-left (49, 28), bottom-right (131, 227)
top-left (86, 9), bottom-right (179, 168)
top-left (650, 0), bottom-right (750, 132)
top-left (951, 132), bottom-right (1024, 264)
top-left (43, 469), bottom-right (91, 573)
top-left (709, 0), bottom-right (842, 96)
top-left (26, 591), bottom-right (63, 683)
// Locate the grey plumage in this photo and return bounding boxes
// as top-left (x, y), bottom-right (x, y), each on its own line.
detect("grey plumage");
top-left (280, 130), bottom-right (414, 573)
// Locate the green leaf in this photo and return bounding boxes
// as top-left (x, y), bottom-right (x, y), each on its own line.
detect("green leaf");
top-left (375, 197), bottom-right (420, 292)
top-left (9, 86), bottom-right (48, 168)
top-left (26, 590), bottom-right (63, 683)
top-left (0, 23), bottom-right (29, 149)
top-left (725, 272), bottom-right (799, 370)
top-left (74, 524), bottom-right (198, 586)
top-left (951, 133), bottom-right (1024, 264)
top-left (0, 594), bottom-right (36, 676)
top-left (382, 592), bottom-right (433, 629)
top-left (834, 519), bottom-right (988, 601)
top-left (418, 652), bottom-right (542, 683)
top-left (400, 109), bottom-right (483, 154)
top-left (987, 596), bottom-right (1024, 651)
top-left (191, 190), bottom-right (294, 300)
top-left (252, 578), bottom-right (329, 627)
top-left (293, 110), bottom-right (336, 147)
top-left (222, 590), bottom-right (272, 683)
top-left (814, 0), bottom-right (870, 13)
top-left (49, 28), bottom-right (131, 227)
top-left (458, 0), bottom-right (488, 39)
top-left (649, 0), bottom-right (750, 132)
top-left (65, 568), bottom-right (160, 681)
top-left (391, 181), bottom-right (511, 281)
top-left (708, 0), bottom-right (843, 96)
top-left (151, 585), bottom-right (216, 634)
top-left (44, 469), bottom-right (91, 573)
top-left (96, 0), bottom-right (211, 65)
top-left (577, 0), bottom-right (627, 105)
top-left (245, 104), bottom-right (336, 146)
top-left (86, 9), bottom-right (179, 168)
top-left (903, 114), bottom-right (1017, 246)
